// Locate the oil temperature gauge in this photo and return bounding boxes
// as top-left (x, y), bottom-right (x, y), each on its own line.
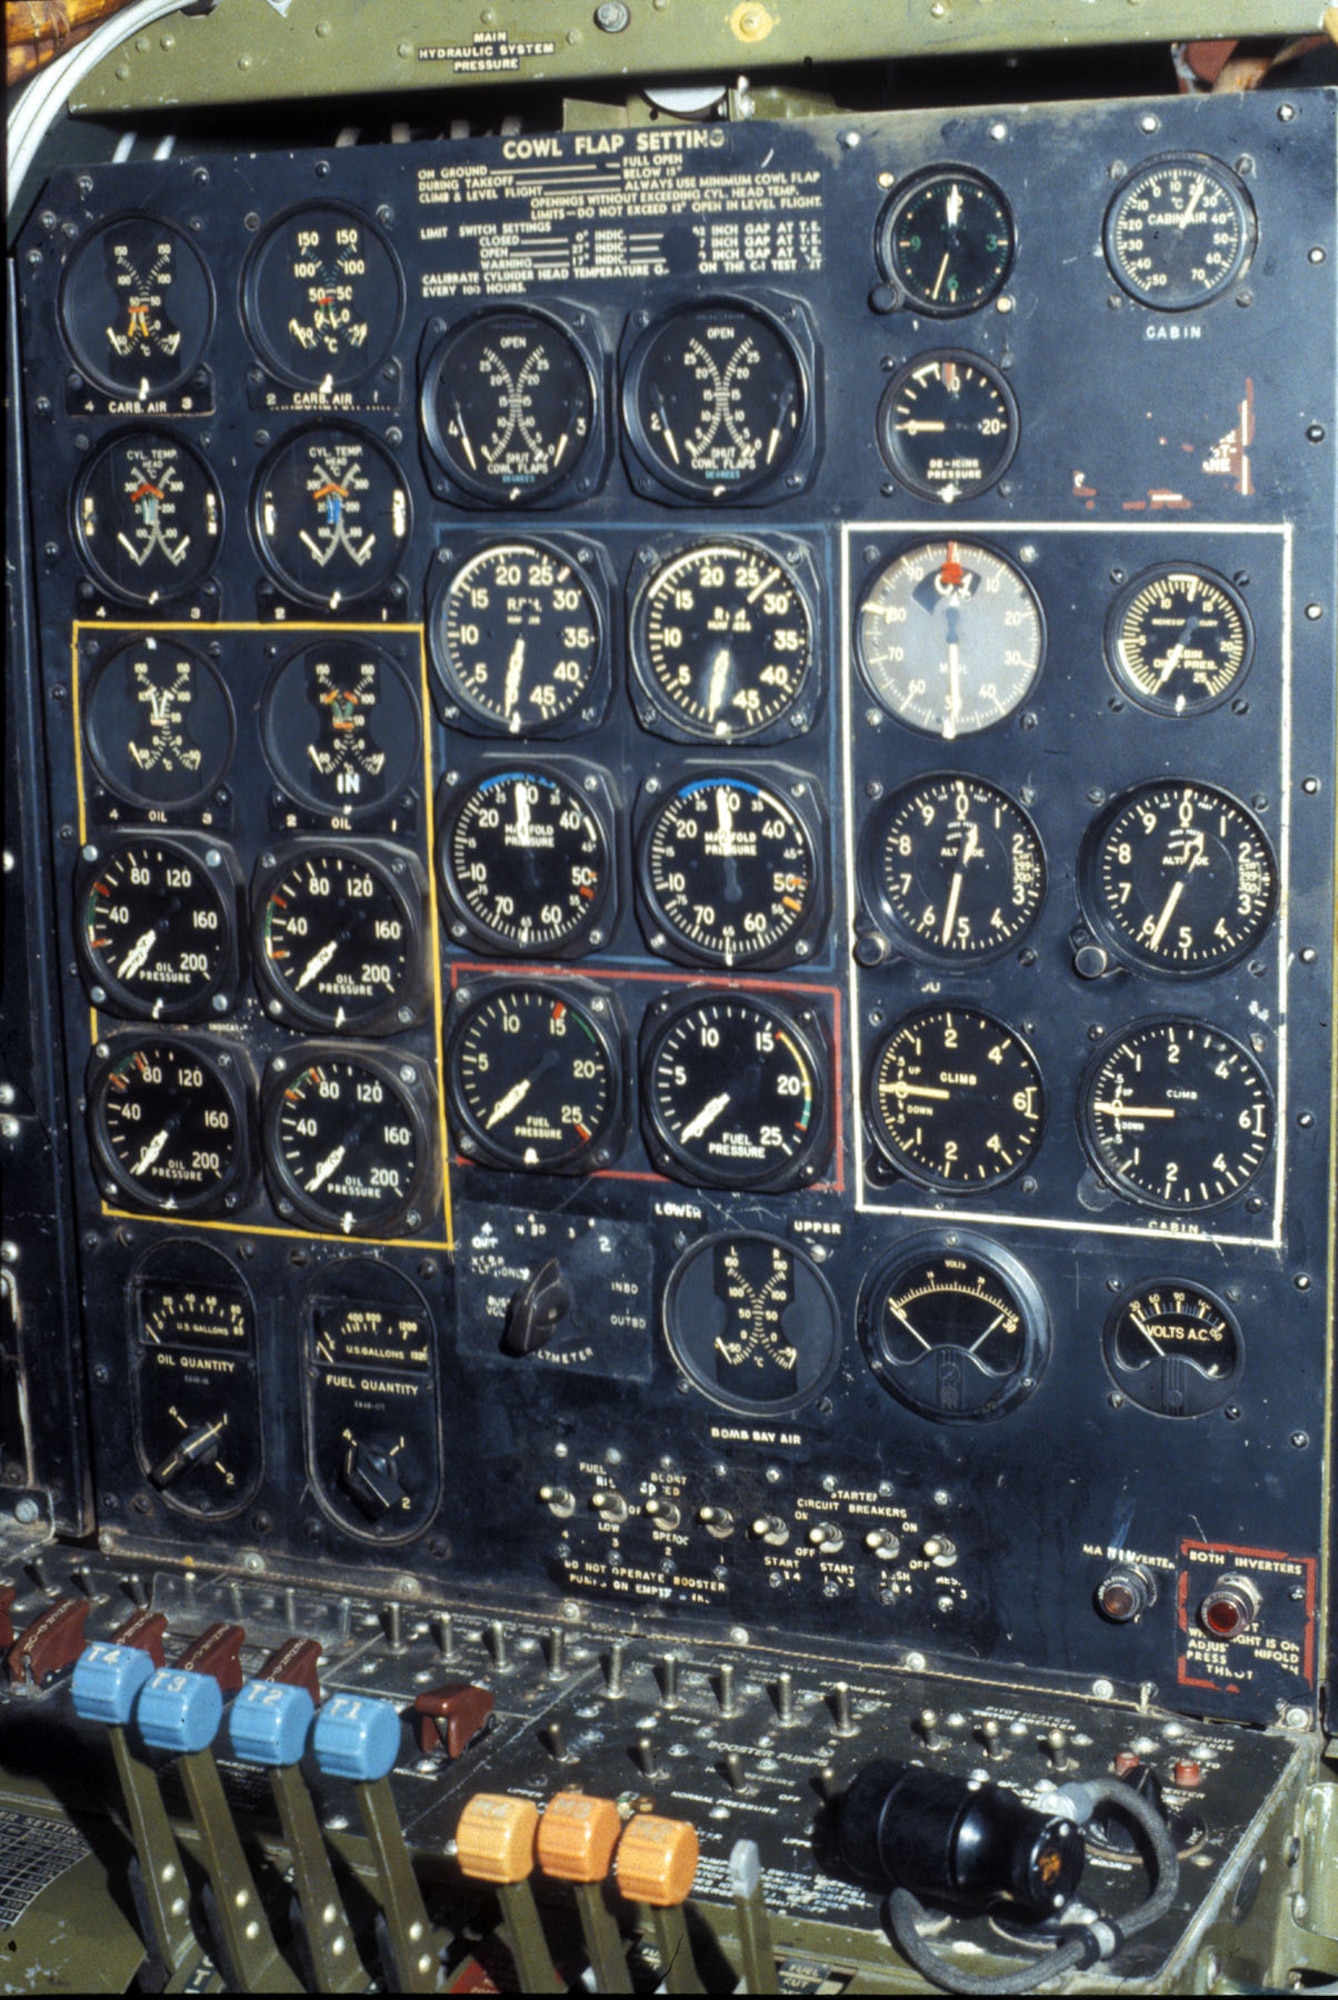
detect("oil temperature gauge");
top-left (446, 979), bottom-right (622, 1173)
top-left (877, 168), bottom-right (1014, 315)
top-left (253, 841), bottom-right (425, 1033)
top-left (860, 1236), bottom-right (1050, 1422)
top-left (83, 635), bottom-right (235, 811)
top-left (868, 1007), bottom-right (1044, 1191)
top-left (132, 1241), bottom-right (260, 1517)
top-left (75, 431), bottom-right (222, 604)
top-left (60, 215), bottom-right (213, 398)
top-left (430, 541), bottom-right (604, 735)
top-left (637, 773), bottom-right (823, 969)
top-left (422, 307), bottom-right (597, 504)
top-left (253, 425), bottom-right (410, 608)
top-left (263, 1047), bottom-right (435, 1237)
top-left (663, 1233), bottom-right (841, 1416)
top-left (861, 773), bottom-right (1045, 963)
top-left (89, 1034), bottom-right (249, 1215)
top-left (1103, 1279), bottom-right (1243, 1417)
top-left (877, 351), bottom-right (1018, 503)
top-left (439, 765), bottom-right (613, 958)
top-left (242, 203), bottom-right (403, 388)
top-left (78, 834), bottom-right (239, 1021)
top-left (1105, 566), bottom-right (1253, 717)
top-left (259, 638), bottom-right (419, 818)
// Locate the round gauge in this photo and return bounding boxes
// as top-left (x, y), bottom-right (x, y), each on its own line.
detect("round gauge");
top-left (877, 351), bottom-right (1018, 503)
top-left (623, 301), bottom-right (807, 499)
top-left (79, 837), bottom-right (236, 1021)
top-left (260, 639), bottom-right (419, 817)
top-left (631, 540), bottom-right (816, 741)
top-left (663, 1233), bottom-right (841, 1416)
top-left (1106, 566), bottom-right (1253, 717)
top-left (878, 169), bottom-right (1014, 316)
top-left (856, 540), bottom-right (1044, 738)
top-left (641, 991), bottom-right (829, 1192)
top-left (83, 636), bottom-right (234, 809)
top-left (132, 1243), bottom-right (259, 1516)
top-left (440, 767), bottom-right (611, 957)
top-left (60, 215), bottom-right (213, 398)
top-left (860, 1236), bottom-right (1050, 1423)
top-left (639, 775), bottom-right (821, 969)
top-left (254, 843), bottom-right (423, 1033)
top-left (1103, 1280), bottom-right (1243, 1417)
top-left (869, 1007), bottom-right (1043, 1191)
top-left (431, 541), bottom-right (602, 735)
top-left (75, 431), bottom-right (222, 604)
top-left (253, 426), bottom-right (410, 609)
top-left (90, 1035), bottom-right (247, 1215)
top-left (423, 308), bottom-right (596, 504)
top-left (862, 774), bottom-right (1045, 964)
top-left (1079, 1018), bottom-right (1273, 1212)
top-left (264, 1050), bottom-right (431, 1235)
top-left (446, 980), bottom-right (620, 1172)
top-left (1104, 155), bottom-right (1255, 311)
top-left (243, 204), bottom-right (402, 388)
top-left (1079, 782), bottom-right (1277, 976)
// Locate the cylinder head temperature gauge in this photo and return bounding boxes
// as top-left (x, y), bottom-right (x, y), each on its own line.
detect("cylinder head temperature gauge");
top-left (860, 1235), bottom-right (1050, 1423)
top-left (75, 431), bottom-right (222, 606)
top-left (253, 425), bottom-right (410, 609)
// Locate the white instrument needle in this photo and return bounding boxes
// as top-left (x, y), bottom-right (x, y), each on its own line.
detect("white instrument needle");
top-left (132, 1129), bottom-right (169, 1177)
top-left (680, 1093), bottom-right (731, 1143)
top-left (880, 1080), bottom-right (953, 1101)
top-left (888, 1301), bottom-right (932, 1351)
top-left (503, 636), bottom-right (526, 718)
top-left (307, 1145), bottom-right (346, 1194)
top-left (117, 930), bottom-right (158, 980)
top-left (706, 648), bottom-right (731, 720)
top-left (486, 1079), bottom-right (531, 1130)
top-left (1147, 879), bottom-right (1186, 954)
top-left (896, 419), bottom-right (948, 434)
top-left (295, 939), bottom-right (339, 992)
top-left (1093, 1102), bottom-right (1177, 1119)
top-left (515, 781), bottom-right (531, 834)
top-left (941, 871), bottom-right (964, 947)
top-left (944, 640), bottom-right (962, 741)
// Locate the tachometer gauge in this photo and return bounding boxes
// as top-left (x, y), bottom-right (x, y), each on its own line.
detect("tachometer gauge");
top-left (1103, 1279), bottom-right (1243, 1417)
top-left (622, 301), bottom-right (809, 499)
top-left (263, 1047), bottom-right (433, 1236)
top-left (877, 351), bottom-right (1018, 503)
top-left (856, 540), bottom-right (1044, 738)
top-left (439, 765), bottom-right (613, 957)
top-left (75, 431), bottom-right (222, 604)
top-left (1079, 782), bottom-right (1277, 975)
top-left (430, 541), bottom-right (603, 735)
top-left (242, 204), bottom-right (402, 388)
top-left (869, 1007), bottom-right (1043, 1190)
top-left (259, 638), bottom-right (419, 818)
top-left (637, 773), bottom-right (822, 969)
top-left (630, 540), bottom-right (816, 741)
top-left (878, 169), bottom-right (1014, 316)
top-left (663, 1233), bottom-right (841, 1416)
top-left (859, 1236), bottom-right (1050, 1422)
top-left (253, 842), bottom-right (424, 1033)
top-left (422, 308), bottom-right (596, 504)
top-left (253, 425), bottom-right (410, 608)
top-left (1105, 566), bottom-right (1253, 717)
top-left (89, 1034), bottom-right (248, 1215)
top-left (78, 835), bottom-right (238, 1021)
top-left (446, 979), bottom-right (621, 1173)
top-left (641, 990), bottom-right (830, 1192)
top-left (83, 636), bottom-right (234, 810)
top-left (861, 774), bottom-right (1045, 963)
top-left (1079, 1018), bottom-right (1273, 1212)
top-left (60, 215), bottom-right (213, 398)
top-left (1104, 155), bottom-right (1255, 311)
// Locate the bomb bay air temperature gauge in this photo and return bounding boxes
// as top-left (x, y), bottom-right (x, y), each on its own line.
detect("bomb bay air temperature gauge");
top-left (663, 1233), bottom-right (841, 1416)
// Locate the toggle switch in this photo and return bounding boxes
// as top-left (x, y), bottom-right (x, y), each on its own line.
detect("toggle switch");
top-left (174, 1621), bottom-right (245, 1695)
top-left (6, 1596), bottom-right (89, 1687)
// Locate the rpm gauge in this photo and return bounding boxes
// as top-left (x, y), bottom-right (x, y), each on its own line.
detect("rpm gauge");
top-left (861, 773), bottom-right (1045, 963)
top-left (89, 1034), bottom-right (248, 1215)
top-left (243, 204), bottom-right (402, 388)
top-left (263, 1048), bottom-right (433, 1236)
top-left (860, 1236), bottom-right (1050, 1422)
top-left (1105, 155), bottom-right (1254, 310)
top-left (254, 425), bottom-right (410, 608)
top-left (623, 301), bottom-right (809, 499)
top-left (60, 215), bottom-right (213, 398)
top-left (78, 835), bottom-right (238, 1022)
top-left (422, 308), bottom-right (597, 504)
top-left (1105, 566), bottom-right (1253, 717)
top-left (439, 765), bottom-right (613, 958)
top-left (877, 351), bottom-right (1018, 503)
top-left (446, 979), bottom-right (621, 1173)
top-left (878, 168), bottom-right (1014, 316)
top-left (663, 1233), bottom-right (841, 1416)
top-left (638, 773), bottom-right (822, 969)
top-left (869, 1007), bottom-right (1043, 1191)
top-left (75, 431), bottom-right (222, 604)
top-left (430, 541), bottom-right (603, 735)
top-left (253, 842), bottom-right (424, 1033)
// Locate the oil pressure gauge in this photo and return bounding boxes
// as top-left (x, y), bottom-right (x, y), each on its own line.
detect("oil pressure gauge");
top-left (253, 425), bottom-right (410, 609)
top-left (877, 168), bottom-right (1014, 315)
top-left (430, 540), bottom-right (605, 736)
top-left (262, 1046), bottom-right (434, 1236)
top-left (446, 978), bottom-right (622, 1173)
top-left (78, 834), bottom-right (240, 1022)
top-left (1105, 566), bottom-right (1253, 717)
top-left (422, 307), bottom-right (598, 504)
top-left (242, 203), bottom-right (403, 389)
top-left (75, 431), bottom-right (222, 604)
top-left (637, 772), bottom-right (824, 969)
top-left (253, 841), bottom-right (425, 1033)
top-left (1104, 155), bottom-right (1255, 310)
top-left (861, 773), bottom-right (1045, 964)
top-left (860, 1235), bottom-right (1050, 1422)
top-left (89, 1033), bottom-right (249, 1216)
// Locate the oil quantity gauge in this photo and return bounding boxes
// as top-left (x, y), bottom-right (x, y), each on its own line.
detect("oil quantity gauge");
top-left (253, 843), bottom-right (424, 1033)
top-left (440, 766), bottom-right (612, 957)
top-left (89, 1035), bottom-right (248, 1215)
top-left (60, 216), bottom-right (213, 398)
top-left (446, 980), bottom-right (621, 1172)
top-left (83, 637), bottom-right (235, 811)
top-left (639, 775), bottom-right (821, 968)
top-left (1103, 1280), bottom-right (1243, 1417)
top-left (260, 639), bottom-right (419, 817)
top-left (431, 542), bottom-right (603, 735)
top-left (623, 302), bottom-right (809, 499)
top-left (663, 1233), bottom-right (841, 1416)
top-left (1105, 155), bottom-right (1255, 310)
top-left (253, 426), bottom-right (410, 608)
top-left (860, 1236), bottom-right (1050, 1422)
top-left (75, 432), bottom-right (222, 604)
top-left (869, 1007), bottom-right (1043, 1191)
top-left (1105, 567), bottom-right (1253, 717)
top-left (79, 836), bottom-right (238, 1021)
top-left (133, 1243), bottom-right (260, 1516)
top-left (422, 308), bottom-right (596, 503)
top-left (877, 352), bottom-right (1018, 503)
top-left (243, 204), bottom-right (403, 388)
top-left (263, 1049), bottom-right (432, 1236)
top-left (862, 774), bottom-right (1045, 963)
top-left (878, 169), bottom-right (1015, 315)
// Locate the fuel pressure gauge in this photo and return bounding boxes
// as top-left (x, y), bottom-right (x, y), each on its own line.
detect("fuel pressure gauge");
top-left (253, 425), bottom-right (410, 608)
top-left (422, 308), bottom-right (598, 504)
top-left (446, 978), bottom-right (622, 1173)
top-left (878, 169), bottom-right (1014, 315)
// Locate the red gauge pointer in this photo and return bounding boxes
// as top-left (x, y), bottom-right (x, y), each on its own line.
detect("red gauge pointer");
top-left (129, 481), bottom-right (164, 504)
top-left (939, 542), bottom-right (965, 590)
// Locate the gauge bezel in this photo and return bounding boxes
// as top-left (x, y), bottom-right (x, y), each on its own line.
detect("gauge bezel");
top-left (639, 987), bottom-right (832, 1192)
top-left (1103, 152), bottom-right (1256, 312)
top-left (875, 166), bottom-right (1016, 317)
top-left (1101, 1276), bottom-right (1244, 1419)
top-left (240, 200), bottom-right (405, 390)
top-left (73, 427), bottom-right (225, 606)
top-left (445, 976), bottom-right (625, 1174)
top-left (250, 421), bottom-right (412, 609)
top-left (1103, 564), bottom-right (1255, 718)
top-left (82, 636), bottom-right (236, 813)
top-left (437, 759), bottom-right (618, 961)
top-left (876, 349), bottom-right (1019, 504)
top-left (251, 838), bottom-right (426, 1034)
top-left (865, 1004), bottom-right (1046, 1193)
top-left (76, 832), bottom-right (242, 1023)
top-left (88, 1030), bottom-right (252, 1217)
top-left (260, 1043), bottom-right (435, 1237)
top-left (259, 637), bottom-right (420, 820)
top-left (663, 1230), bottom-right (842, 1418)
top-left (858, 1230), bottom-right (1051, 1425)
top-left (59, 212), bottom-right (216, 398)
top-left (858, 771), bottom-right (1046, 965)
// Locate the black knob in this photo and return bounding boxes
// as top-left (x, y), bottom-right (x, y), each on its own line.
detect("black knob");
top-left (339, 1439), bottom-right (408, 1523)
top-left (502, 1257), bottom-right (573, 1356)
top-left (1095, 1562), bottom-right (1157, 1623)
top-left (150, 1422), bottom-right (222, 1489)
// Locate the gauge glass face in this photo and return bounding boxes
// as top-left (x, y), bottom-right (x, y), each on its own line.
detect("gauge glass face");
top-left (260, 639), bottom-right (419, 816)
top-left (256, 846), bottom-right (420, 1032)
top-left (643, 993), bottom-right (827, 1191)
top-left (870, 1008), bottom-right (1043, 1190)
top-left (861, 1242), bottom-right (1048, 1421)
top-left (443, 769), bottom-right (609, 955)
top-left (135, 1266), bottom-right (257, 1512)
top-left (663, 1234), bottom-right (840, 1416)
top-left (82, 839), bottom-right (232, 1020)
top-left (83, 637), bottom-right (234, 809)
top-left (433, 543), bottom-right (601, 734)
top-left (880, 170), bottom-right (1014, 315)
top-left (93, 1038), bottom-right (243, 1212)
top-left (633, 541), bottom-right (815, 740)
top-left (1081, 782), bottom-right (1277, 975)
top-left (312, 1299), bottom-right (431, 1373)
top-left (641, 776), bottom-right (819, 967)
top-left (254, 427), bottom-right (410, 607)
top-left (857, 540), bottom-right (1043, 738)
top-left (878, 352), bottom-right (1017, 502)
top-left (626, 304), bottom-right (806, 497)
top-left (268, 1055), bottom-right (427, 1234)
top-left (244, 205), bottom-right (402, 387)
top-left (1081, 1018), bottom-right (1272, 1211)
top-left (865, 774), bottom-right (1044, 962)
top-left (448, 982), bottom-right (617, 1171)
top-left (76, 433), bottom-right (221, 603)
top-left (61, 216), bottom-right (213, 397)
top-left (1105, 155), bottom-right (1253, 310)
top-left (1103, 1280), bottom-right (1242, 1417)
top-left (425, 311), bottom-right (594, 502)
top-left (1106, 567), bottom-right (1252, 716)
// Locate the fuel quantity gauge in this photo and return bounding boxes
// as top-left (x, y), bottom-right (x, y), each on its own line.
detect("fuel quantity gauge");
top-left (254, 425), bottom-right (410, 609)
top-left (75, 432), bottom-right (222, 604)
top-left (664, 1233), bottom-right (841, 1416)
top-left (860, 1236), bottom-right (1050, 1422)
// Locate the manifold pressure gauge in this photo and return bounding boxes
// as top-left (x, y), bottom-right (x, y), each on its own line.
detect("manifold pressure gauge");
top-left (75, 431), bottom-right (222, 604)
top-left (89, 1034), bottom-right (249, 1215)
top-left (1104, 155), bottom-right (1255, 310)
top-left (78, 835), bottom-right (239, 1021)
top-left (861, 774), bottom-right (1045, 964)
top-left (856, 540), bottom-right (1044, 738)
top-left (1103, 1280), bottom-right (1243, 1417)
top-left (641, 990), bottom-right (831, 1192)
top-left (430, 541), bottom-right (604, 735)
top-left (60, 215), bottom-right (213, 398)
top-left (446, 979), bottom-right (621, 1173)
top-left (860, 1235), bottom-right (1050, 1422)
top-left (877, 351), bottom-right (1018, 503)
top-left (637, 773), bottom-right (823, 969)
top-left (439, 765), bottom-right (613, 958)
top-left (253, 842), bottom-right (425, 1033)
top-left (869, 1007), bottom-right (1043, 1191)
top-left (242, 203), bottom-right (403, 388)
top-left (663, 1233), bottom-right (841, 1416)
top-left (1106, 566), bottom-right (1253, 717)
top-left (877, 168), bottom-right (1015, 315)
top-left (253, 425), bottom-right (410, 608)
top-left (1079, 782), bottom-right (1277, 975)
top-left (422, 307), bottom-right (597, 504)
top-left (263, 1047), bottom-right (434, 1236)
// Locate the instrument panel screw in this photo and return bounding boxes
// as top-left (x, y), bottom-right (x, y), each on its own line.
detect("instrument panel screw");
top-left (988, 122), bottom-right (1007, 141)
top-left (1305, 425), bottom-right (1325, 443)
top-left (1276, 103), bottom-right (1297, 121)
top-left (595, 0), bottom-right (630, 27)
top-left (1139, 114), bottom-right (1159, 134)
top-left (1304, 603), bottom-right (1323, 621)
top-left (1091, 1678), bottom-right (1115, 1699)
top-left (1309, 247), bottom-right (1327, 264)
top-left (1290, 1431), bottom-right (1310, 1447)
